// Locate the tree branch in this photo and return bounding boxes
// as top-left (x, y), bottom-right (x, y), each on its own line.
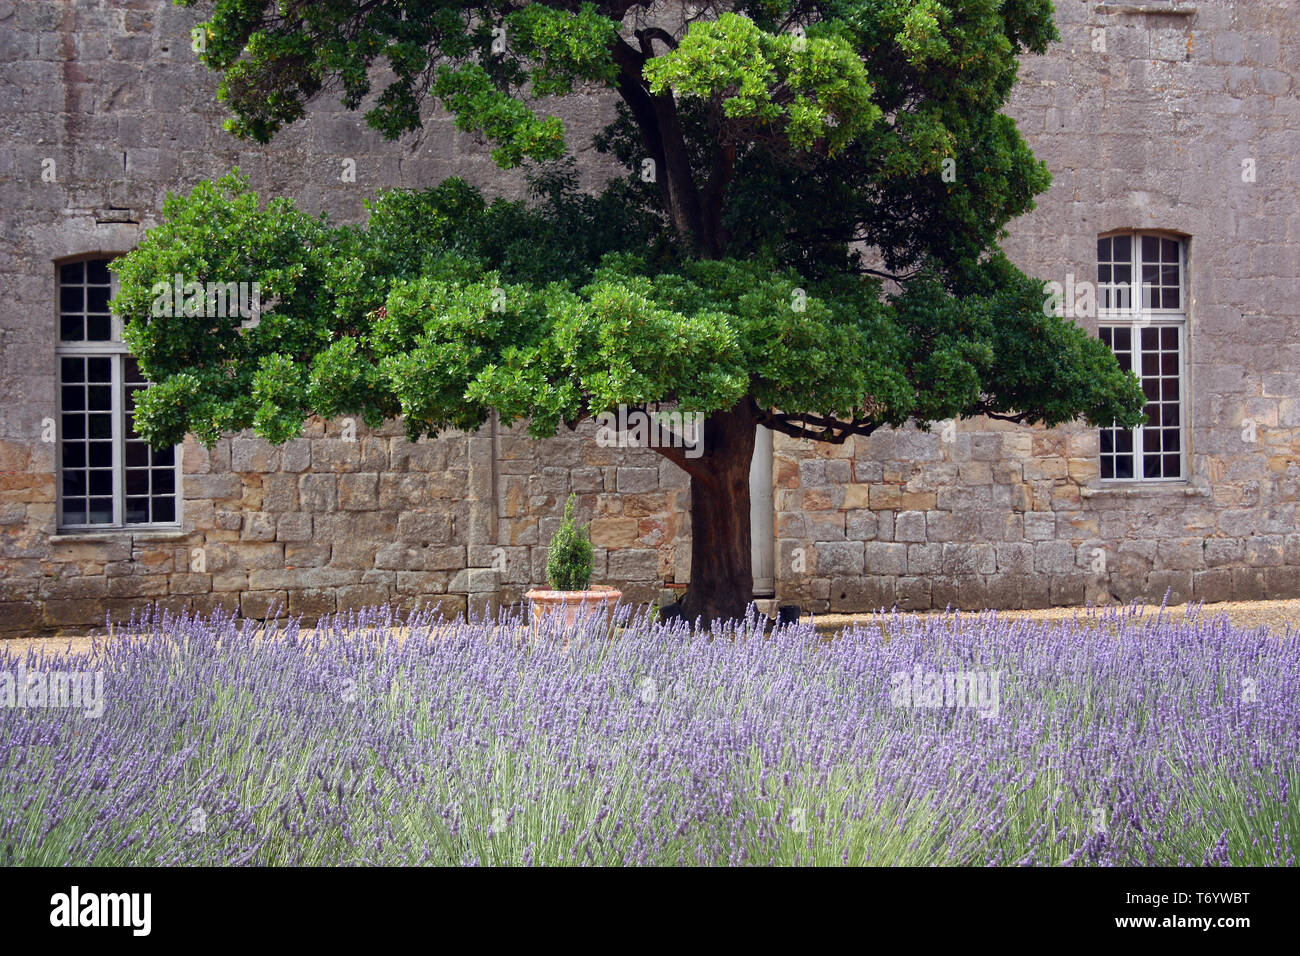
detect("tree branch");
top-left (651, 441), bottom-right (711, 481)
top-left (752, 402), bottom-right (884, 444)
top-left (635, 27), bottom-right (678, 52)
top-left (610, 34), bottom-right (711, 254)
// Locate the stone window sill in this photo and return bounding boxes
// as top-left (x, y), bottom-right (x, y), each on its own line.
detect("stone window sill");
top-left (1095, 3), bottom-right (1197, 16)
top-left (1081, 482), bottom-right (1209, 499)
top-left (50, 528), bottom-right (188, 543)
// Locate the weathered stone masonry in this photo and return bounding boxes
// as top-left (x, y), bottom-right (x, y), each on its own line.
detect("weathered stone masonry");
top-left (1, 0), bottom-right (1298, 631)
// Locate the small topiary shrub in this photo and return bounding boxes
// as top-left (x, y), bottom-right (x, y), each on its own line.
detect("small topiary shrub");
top-left (546, 493), bottom-right (594, 591)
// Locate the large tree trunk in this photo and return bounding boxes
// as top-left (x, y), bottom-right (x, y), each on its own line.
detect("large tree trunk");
top-left (676, 400), bottom-right (756, 625)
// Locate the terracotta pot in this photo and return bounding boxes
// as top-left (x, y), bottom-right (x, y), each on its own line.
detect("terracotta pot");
top-left (525, 585), bottom-right (622, 634)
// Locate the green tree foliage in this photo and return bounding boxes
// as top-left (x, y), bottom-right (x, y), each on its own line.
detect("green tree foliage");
top-left (114, 1), bottom-right (1147, 620)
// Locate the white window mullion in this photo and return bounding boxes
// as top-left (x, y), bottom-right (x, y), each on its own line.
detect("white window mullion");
top-left (1181, 244), bottom-right (1191, 478)
top-left (1131, 328), bottom-right (1142, 478)
top-left (1129, 239), bottom-right (1140, 321)
top-left (112, 353), bottom-right (125, 526)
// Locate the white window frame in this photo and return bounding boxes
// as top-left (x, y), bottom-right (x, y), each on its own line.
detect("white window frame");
top-left (1097, 231), bottom-right (1189, 483)
top-left (55, 255), bottom-right (183, 531)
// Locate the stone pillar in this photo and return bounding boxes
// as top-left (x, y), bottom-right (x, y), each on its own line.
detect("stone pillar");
top-left (465, 413), bottom-right (501, 617)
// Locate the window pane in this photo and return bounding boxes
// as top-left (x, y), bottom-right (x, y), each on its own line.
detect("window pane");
top-left (86, 259), bottom-right (111, 284)
top-left (1098, 237), bottom-right (1112, 261)
top-left (86, 315), bottom-right (112, 341)
top-left (86, 286), bottom-right (111, 313)
top-left (61, 385), bottom-right (84, 411)
top-left (59, 315), bottom-right (84, 342)
top-left (1142, 235), bottom-right (1160, 263)
top-left (63, 443), bottom-right (86, 468)
top-left (60, 261), bottom-right (84, 284)
top-left (88, 441), bottom-right (112, 467)
top-left (1113, 235), bottom-right (1131, 261)
top-left (125, 469), bottom-right (149, 497)
top-left (61, 414), bottom-right (85, 439)
top-left (86, 357), bottom-right (112, 382)
top-left (1114, 455), bottom-right (1134, 479)
top-left (125, 441), bottom-right (149, 468)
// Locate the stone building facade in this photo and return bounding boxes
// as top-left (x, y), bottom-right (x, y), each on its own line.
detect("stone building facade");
top-left (1, 0), bottom-right (1298, 632)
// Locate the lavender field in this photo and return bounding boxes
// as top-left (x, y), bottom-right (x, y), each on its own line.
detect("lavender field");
top-left (2, 604), bottom-right (1297, 866)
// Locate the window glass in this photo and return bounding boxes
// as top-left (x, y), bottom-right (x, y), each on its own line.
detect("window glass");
top-left (56, 258), bottom-right (180, 527)
top-left (1097, 233), bottom-right (1186, 481)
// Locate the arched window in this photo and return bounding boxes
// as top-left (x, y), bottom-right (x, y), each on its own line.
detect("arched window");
top-left (55, 255), bottom-right (181, 528)
top-left (1096, 232), bottom-right (1187, 481)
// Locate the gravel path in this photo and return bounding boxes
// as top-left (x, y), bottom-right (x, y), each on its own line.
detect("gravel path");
top-left (3, 599), bottom-right (1298, 658)
top-left (811, 598), bottom-right (1300, 636)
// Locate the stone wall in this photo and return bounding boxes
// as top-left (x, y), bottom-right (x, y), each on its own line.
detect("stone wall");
top-left (776, 0), bottom-right (1300, 614)
top-left (0, 412), bottom-right (687, 631)
top-left (773, 419), bottom-right (1300, 614)
top-left (2, 0), bottom-right (1299, 632)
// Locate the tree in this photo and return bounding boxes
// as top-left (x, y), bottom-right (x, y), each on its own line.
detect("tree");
top-left (114, 1), bottom-right (1146, 624)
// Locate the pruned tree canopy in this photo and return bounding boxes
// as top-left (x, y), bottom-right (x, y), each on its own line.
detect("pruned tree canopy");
top-left (114, 1), bottom-right (1146, 621)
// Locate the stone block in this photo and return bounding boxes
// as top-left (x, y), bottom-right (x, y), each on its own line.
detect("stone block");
top-left (894, 511), bottom-right (927, 542)
top-left (863, 542), bottom-right (907, 576)
top-left (240, 590), bottom-right (287, 619)
top-left (814, 541), bottom-right (864, 576)
top-left (298, 474), bottom-right (337, 512)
